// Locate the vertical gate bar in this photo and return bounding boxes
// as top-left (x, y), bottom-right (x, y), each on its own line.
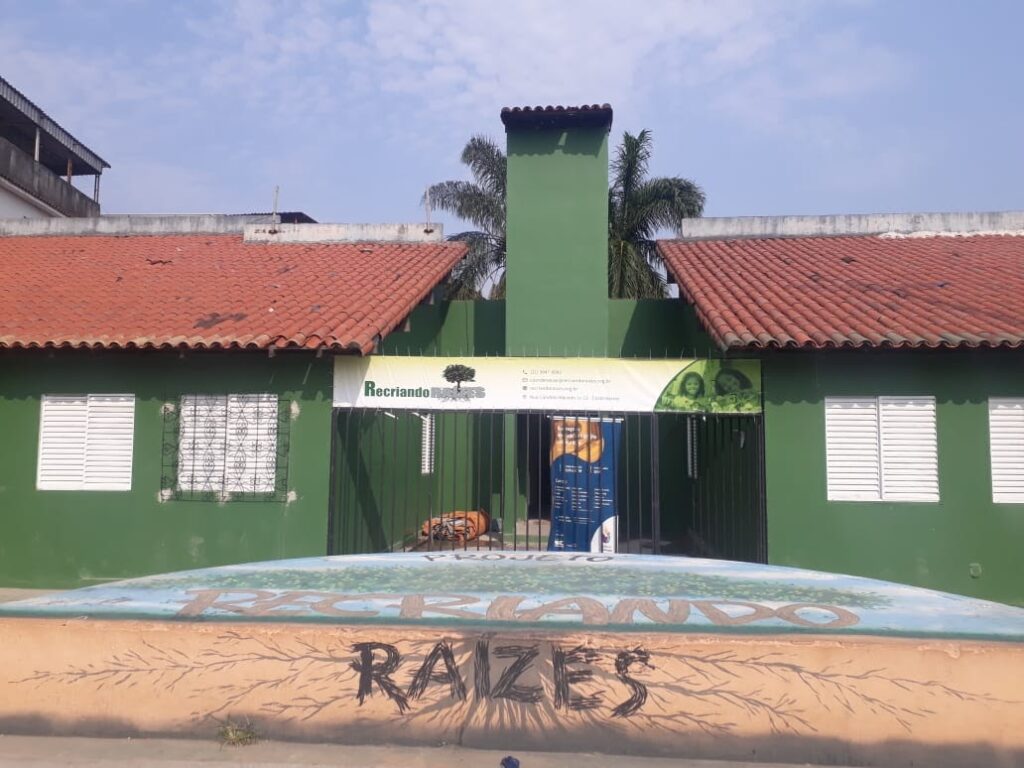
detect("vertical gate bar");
top-left (726, 418), bottom-right (733, 559)
top-left (504, 411), bottom-right (513, 551)
top-left (474, 411), bottom-right (482, 550)
top-left (451, 410), bottom-right (460, 551)
top-left (402, 412), bottom-right (415, 552)
top-left (702, 417), bottom-right (709, 553)
top-left (692, 417), bottom-right (700, 553)
top-left (458, 411), bottom-right (466, 551)
top-left (622, 414), bottom-right (631, 551)
top-left (600, 410), bottom-right (607, 552)
top-left (372, 409), bottom-right (385, 552)
top-left (528, 411), bottom-right (536, 548)
top-left (485, 411), bottom-right (495, 550)
top-left (377, 408), bottom-right (388, 551)
top-left (735, 418), bottom-right (743, 560)
top-left (401, 411), bottom-right (413, 548)
top-left (729, 419), bottom-right (735, 559)
top-left (388, 409), bottom-right (399, 552)
top-left (744, 418), bottom-right (752, 561)
top-left (717, 417), bottom-right (724, 559)
top-left (543, 411), bottom-right (549, 552)
top-left (335, 410), bottom-right (347, 555)
top-left (598, 410), bottom-right (605, 553)
top-left (326, 409), bottom-right (339, 555)
top-left (734, 418), bottom-right (741, 560)
top-left (342, 409), bottom-right (356, 553)
top-left (584, 410), bottom-right (591, 552)
top-left (433, 410), bottom-right (445, 553)
top-left (759, 416), bottom-right (768, 563)
top-left (651, 413), bottom-right (661, 554)
top-left (355, 410), bottom-right (368, 553)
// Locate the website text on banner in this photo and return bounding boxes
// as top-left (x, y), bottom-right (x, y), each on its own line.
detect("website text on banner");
top-left (334, 357), bottom-right (761, 414)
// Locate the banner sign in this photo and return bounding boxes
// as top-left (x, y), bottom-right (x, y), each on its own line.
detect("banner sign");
top-left (548, 417), bottom-right (621, 553)
top-left (333, 357), bottom-right (761, 414)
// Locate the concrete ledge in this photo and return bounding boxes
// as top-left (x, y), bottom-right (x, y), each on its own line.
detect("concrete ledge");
top-left (244, 223), bottom-right (443, 243)
top-left (0, 214), bottom-right (272, 236)
top-left (678, 210), bottom-right (1024, 239)
top-left (0, 218), bottom-right (444, 241)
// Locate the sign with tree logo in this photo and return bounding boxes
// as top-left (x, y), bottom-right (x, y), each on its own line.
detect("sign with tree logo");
top-left (334, 357), bottom-right (761, 414)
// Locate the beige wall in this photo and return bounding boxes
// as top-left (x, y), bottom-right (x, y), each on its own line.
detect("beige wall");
top-left (2, 618), bottom-right (1022, 766)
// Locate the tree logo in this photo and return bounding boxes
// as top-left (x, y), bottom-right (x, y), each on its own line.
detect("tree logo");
top-left (438, 364), bottom-right (483, 401)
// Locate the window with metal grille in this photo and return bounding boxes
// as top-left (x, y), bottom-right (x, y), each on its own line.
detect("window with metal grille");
top-left (37, 394), bottom-right (135, 491)
top-left (989, 398), bottom-right (1024, 504)
top-left (825, 396), bottom-right (939, 502)
top-left (162, 394), bottom-right (290, 501)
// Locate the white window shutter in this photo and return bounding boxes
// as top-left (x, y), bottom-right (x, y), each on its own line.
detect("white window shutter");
top-left (83, 395), bottom-right (135, 490)
top-left (825, 397), bottom-right (881, 501)
top-left (879, 396), bottom-right (939, 502)
top-left (37, 395), bottom-right (89, 490)
top-left (990, 398), bottom-right (1024, 503)
top-left (38, 394), bottom-right (134, 491)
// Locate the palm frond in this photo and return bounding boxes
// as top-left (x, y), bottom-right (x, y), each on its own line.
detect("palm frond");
top-left (426, 128), bottom-right (703, 300)
top-left (460, 135), bottom-right (507, 201)
top-left (424, 180), bottom-right (504, 236)
top-left (445, 230), bottom-right (504, 300)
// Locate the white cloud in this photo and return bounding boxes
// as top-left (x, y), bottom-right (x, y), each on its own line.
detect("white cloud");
top-left (0, 1), bottom-right (911, 216)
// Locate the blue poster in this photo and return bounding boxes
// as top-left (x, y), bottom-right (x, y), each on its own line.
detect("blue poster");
top-left (547, 417), bottom-right (621, 552)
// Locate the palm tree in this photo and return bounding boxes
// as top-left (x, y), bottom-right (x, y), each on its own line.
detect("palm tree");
top-left (426, 129), bottom-right (703, 299)
top-left (608, 130), bottom-right (704, 298)
top-left (425, 135), bottom-right (506, 299)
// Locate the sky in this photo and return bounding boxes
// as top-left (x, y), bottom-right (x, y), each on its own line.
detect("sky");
top-left (2, 0), bottom-right (1023, 233)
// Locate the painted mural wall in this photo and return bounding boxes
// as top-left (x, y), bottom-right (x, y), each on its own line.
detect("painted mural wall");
top-left (763, 350), bottom-right (1024, 606)
top-left (0, 351), bottom-right (334, 587)
top-left (3, 554), bottom-right (1023, 766)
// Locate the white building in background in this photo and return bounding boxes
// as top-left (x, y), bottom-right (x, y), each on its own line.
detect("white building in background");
top-left (0, 76), bottom-right (109, 218)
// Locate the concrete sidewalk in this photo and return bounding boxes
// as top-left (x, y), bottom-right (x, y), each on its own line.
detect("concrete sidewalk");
top-left (0, 735), bottom-right (844, 767)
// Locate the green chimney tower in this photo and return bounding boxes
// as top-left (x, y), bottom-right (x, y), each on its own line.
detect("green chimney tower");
top-left (502, 104), bottom-right (612, 357)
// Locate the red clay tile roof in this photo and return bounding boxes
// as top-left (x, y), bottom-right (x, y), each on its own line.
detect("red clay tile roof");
top-left (500, 104), bottom-right (613, 129)
top-left (0, 234), bottom-right (466, 354)
top-left (658, 234), bottom-right (1024, 350)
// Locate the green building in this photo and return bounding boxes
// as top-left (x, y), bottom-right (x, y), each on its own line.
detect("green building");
top-left (1, 106), bottom-right (1021, 607)
top-left (659, 219), bottom-right (1024, 606)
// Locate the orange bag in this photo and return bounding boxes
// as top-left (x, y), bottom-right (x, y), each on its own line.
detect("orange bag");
top-left (420, 509), bottom-right (490, 542)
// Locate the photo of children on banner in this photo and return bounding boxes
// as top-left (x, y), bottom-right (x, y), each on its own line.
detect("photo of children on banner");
top-left (709, 367), bottom-right (759, 413)
top-left (655, 360), bottom-right (761, 414)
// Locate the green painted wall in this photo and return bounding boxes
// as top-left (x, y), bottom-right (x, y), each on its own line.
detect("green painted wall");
top-left (0, 351), bottom-right (333, 588)
top-left (764, 350), bottom-right (1024, 605)
top-left (379, 300), bottom-right (505, 357)
top-left (608, 299), bottom-right (718, 358)
top-left (383, 299), bottom-right (713, 360)
top-left (505, 125), bottom-right (610, 357)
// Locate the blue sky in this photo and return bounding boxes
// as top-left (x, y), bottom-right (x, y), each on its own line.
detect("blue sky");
top-left (2, 0), bottom-right (1022, 232)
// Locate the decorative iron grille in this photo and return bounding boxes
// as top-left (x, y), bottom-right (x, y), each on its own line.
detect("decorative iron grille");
top-left (161, 394), bottom-right (291, 502)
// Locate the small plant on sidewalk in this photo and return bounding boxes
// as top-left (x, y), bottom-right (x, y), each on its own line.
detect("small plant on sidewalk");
top-left (216, 715), bottom-right (259, 747)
